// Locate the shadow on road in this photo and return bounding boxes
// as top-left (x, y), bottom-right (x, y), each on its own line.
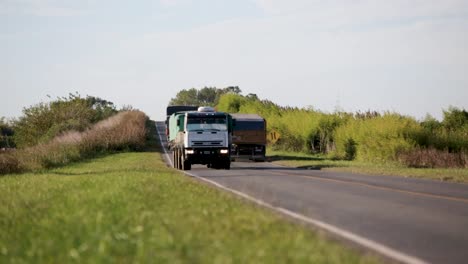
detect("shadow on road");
top-left (267, 154), bottom-right (347, 171)
top-left (231, 166), bottom-right (305, 171)
top-left (268, 154), bottom-right (324, 162)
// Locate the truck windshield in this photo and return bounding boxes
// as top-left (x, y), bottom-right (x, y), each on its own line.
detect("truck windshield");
top-left (186, 117), bottom-right (227, 131)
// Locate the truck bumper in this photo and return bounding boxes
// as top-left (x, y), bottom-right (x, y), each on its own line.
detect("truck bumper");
top-left (185, 148), bottom-right (230, 165)
top-left (231, 144), bottom-right (266, 161)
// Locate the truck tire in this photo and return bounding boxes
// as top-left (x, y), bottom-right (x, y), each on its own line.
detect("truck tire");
top-left (224, 162), bottom-right (231, 170)
top-left (177, 149), bottom-right (183, 170)
top-left (211, 162), bottom-right (220, 169)
top-left (182, 159), bottom-right (191, 170)
top-left (173, 151), bottom-right (177, 169)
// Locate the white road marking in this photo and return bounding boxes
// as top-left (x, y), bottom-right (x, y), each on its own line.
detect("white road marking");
top-left (156, 123), bottom-right (173, 167)
top-left (155, 122), bottom-right (428, 264)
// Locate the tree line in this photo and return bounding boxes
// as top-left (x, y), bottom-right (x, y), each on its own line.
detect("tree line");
top-left (169, 86), bottom-right (243, 106)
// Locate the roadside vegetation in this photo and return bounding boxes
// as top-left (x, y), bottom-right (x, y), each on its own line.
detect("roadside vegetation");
top-left (268, 149), bottom-right (468, 183)
top-left (0, 94), bottom-right (147, 175)
top-left (0, 118), bottom-right (14, 149)
top-left (207, 92), bottom-right (467, 182)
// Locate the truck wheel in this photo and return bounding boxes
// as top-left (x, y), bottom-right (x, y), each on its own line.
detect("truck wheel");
top-left (173, 151), bottom-right (177, 169)
top-left (223, 159), bottom-right (231, 170)
top-left (174, 149), bottom-right (179, 170)
top-left (182, 159), bottom-right (191, 171)
top-left (177, 149), bottom-right (183, 170)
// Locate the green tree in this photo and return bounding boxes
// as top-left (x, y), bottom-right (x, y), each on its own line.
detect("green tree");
top-left (421, 114), bottom-right (442, 132)
top-left (198, 87), bottom-right (218, 106)
top-left (442, 107), bottom-right (468, 132)
top-left (13, 94), bottom-right (117, 148)
top-left (0, 117), bottom-right (15, 148)
top-left (169, 88), bottom-right (199, 106)
top-left (222, 86), bottom-right (242, 94)
top-left (169, 86), bottom-right (242, 106)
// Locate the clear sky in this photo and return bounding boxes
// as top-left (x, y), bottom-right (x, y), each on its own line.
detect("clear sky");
top-left (1, 0), bottom-right (467, 121)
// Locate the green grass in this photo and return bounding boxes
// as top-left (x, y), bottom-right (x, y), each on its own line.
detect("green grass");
top-left (268, 149), bottom-right (468, 183)
top-left (0, 152), bottom-right (378, 263)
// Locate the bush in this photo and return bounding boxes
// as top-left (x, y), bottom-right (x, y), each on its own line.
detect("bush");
top-left (13, 94), bottom-right (117, 148)
top-left (344, 138), bottom-right (357, 160)
top-left (216, 93), bottom-right (468, 167)
top-left (0, 151), bottom-right (20, 174)
top-left (333, 113), bottom-right (419, 161)
top-left (1, 111), bottom-right (148, 175)
top-left (0, 117), bottom-right (15, 148)
top-left (398, 147), bottom-right (467, 168)
top-left (80, 111), bottom-right (147, 154)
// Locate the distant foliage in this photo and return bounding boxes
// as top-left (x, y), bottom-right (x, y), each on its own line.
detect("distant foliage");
top-left (399, 147), bottom-right (467, 168)
top-left (216, 94), bottom-right (468, 167)
top-left (1, 111), bottom-right (148, 175)
top-left (169, 86), bottom-right (242, 106)
top-left (442, 107), bottom-right (468, 132)
top-left (0, 117), bottom-right (15, 148)
top-left (13, 94), bottom-right (117, 148)
top-left (344, 138), bottom-right (357, 160)
top-left (333, 113), bottom-right (420, 161)
top-left (0, 150), bottom-right (20, 174)
top-left (415, 109), bottom-right (468, 153)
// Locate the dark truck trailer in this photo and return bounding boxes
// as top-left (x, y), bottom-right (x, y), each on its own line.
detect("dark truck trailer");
top-left (231, 114), bottom-right (266, 162)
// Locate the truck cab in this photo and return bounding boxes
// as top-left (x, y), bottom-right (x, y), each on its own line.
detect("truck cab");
top-left (168, 107), bottom-right (232, 170)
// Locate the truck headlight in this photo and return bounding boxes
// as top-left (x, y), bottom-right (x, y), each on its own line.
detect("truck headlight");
top-left (220, 149), bottom-right (229, 154)
top-left (186, 150), bottom-right (194, 154)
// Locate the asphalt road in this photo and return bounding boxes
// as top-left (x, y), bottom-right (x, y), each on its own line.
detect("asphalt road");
top-left (156, 122), bottom-right (468, 264)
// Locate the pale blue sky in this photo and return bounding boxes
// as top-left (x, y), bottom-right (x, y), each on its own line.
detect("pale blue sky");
top-left (1, 0), bottom-right (467, 121)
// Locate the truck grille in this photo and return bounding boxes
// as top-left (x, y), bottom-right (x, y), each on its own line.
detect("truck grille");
top-left (192, 141), bottom-right (223, 146)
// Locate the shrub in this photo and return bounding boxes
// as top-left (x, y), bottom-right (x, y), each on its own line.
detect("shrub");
top-left (398, 147), bottom-right (467, 168)
top-left (13, 94), bottom-right (116, 148)
top-left (344, 138), bottom-right (357, 160)
top-left (0, 117), bottom-right (15, 148)
top-left (215, 93), bottom-right (467, 166)
top-left (80, 111), bottom-right (147, 154)
top-left (1, 111), bottom-right (148, 175)
top-left (0, 151), bottom-right (20, 174)
top-left (333, 113), bottom-right (419, 161)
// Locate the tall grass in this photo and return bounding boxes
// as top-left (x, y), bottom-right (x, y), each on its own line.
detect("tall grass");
top-left (217, 94), bottom-right (468, 168)
top-left (0, 111), bottom-right (147, 175)
top-left (398, 147), bottom-right (467, 169)
top-left (333, 113), bottom-right (420, 162)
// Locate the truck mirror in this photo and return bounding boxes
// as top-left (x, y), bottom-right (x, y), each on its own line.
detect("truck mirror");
top-left (232, 120), bottom-right (236, 126)
top-left (177, 120), bottom-right (180, 126)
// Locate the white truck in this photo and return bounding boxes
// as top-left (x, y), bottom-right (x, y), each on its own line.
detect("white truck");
top-left (167, 106), bottom-right (232, 170)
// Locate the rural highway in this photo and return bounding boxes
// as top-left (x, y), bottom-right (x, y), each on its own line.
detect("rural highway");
top-left (156, 122), bottom-right (468, 264)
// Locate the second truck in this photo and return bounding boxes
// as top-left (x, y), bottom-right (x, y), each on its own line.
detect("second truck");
top-left (230, 114), bottom-right (267, 161)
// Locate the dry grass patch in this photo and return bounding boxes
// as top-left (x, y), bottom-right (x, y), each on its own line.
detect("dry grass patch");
top-left (0, 111), bottom-right (148, 175)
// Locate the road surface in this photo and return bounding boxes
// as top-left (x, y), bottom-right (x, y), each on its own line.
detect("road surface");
top-left (156, 122), bottom-right (468, 264)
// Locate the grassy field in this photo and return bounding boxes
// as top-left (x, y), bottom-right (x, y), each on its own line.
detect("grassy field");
top-left (0, 151), bottom-right (378, 263)
top-left (268, 149), bottom-right (468, 183)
